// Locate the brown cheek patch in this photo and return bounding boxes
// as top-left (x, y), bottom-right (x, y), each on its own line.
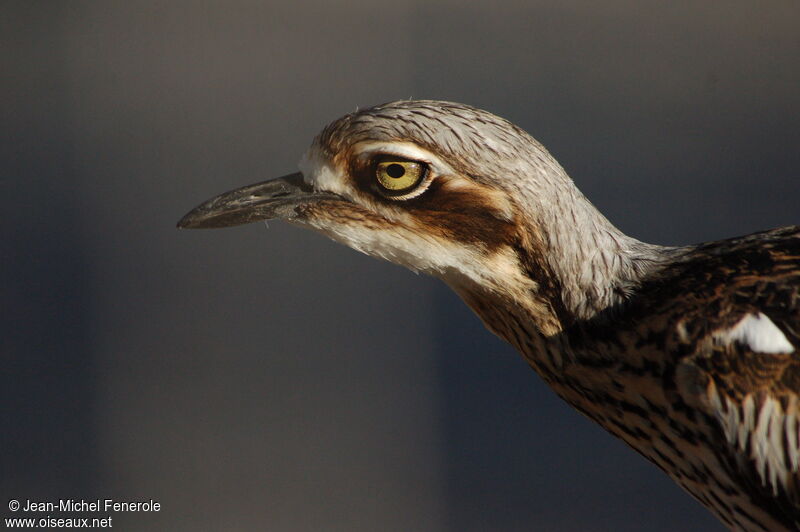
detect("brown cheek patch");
top-left (404, 177), bottom-right (518, 251)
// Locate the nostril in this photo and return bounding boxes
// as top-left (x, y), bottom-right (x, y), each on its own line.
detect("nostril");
top-left (246, 190), bottom-right (292, 202)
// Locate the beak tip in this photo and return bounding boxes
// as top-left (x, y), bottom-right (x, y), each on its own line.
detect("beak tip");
top-left (176, 211), bottom-right (201, 229)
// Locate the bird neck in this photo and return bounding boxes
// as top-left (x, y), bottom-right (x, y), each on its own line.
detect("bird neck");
top-left (532, 192), bottom-right (668, 323)
top-left (451, 179), bottom-right (670, 348)
top-left (450, 217), bottom-right (668, 385)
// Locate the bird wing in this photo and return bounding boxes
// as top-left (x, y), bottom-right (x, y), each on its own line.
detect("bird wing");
top-left (645, 226), bottom-right (800, 522)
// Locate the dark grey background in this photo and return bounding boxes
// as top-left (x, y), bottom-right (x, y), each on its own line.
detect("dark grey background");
top-left (3, 1), bottom-right (798, 530)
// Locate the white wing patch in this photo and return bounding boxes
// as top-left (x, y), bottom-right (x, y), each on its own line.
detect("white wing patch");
top-left (717, 313), bottom-right (794, 354)
top-left (708, 313), bottom-right (797, 498)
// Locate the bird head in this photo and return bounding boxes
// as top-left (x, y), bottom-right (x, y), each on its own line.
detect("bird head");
top-left (178, 100), bottom-right (645, 335)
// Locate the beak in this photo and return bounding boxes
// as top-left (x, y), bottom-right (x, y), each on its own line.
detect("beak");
top-left (177, 172), bottom-right (340, 229)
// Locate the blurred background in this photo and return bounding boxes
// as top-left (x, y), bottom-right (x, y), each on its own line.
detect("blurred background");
top-left (3, 1), bottom-right (799, 530)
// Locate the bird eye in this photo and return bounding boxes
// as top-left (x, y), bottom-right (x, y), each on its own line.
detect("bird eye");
top-left (375, 158), bottom-right (427, 195)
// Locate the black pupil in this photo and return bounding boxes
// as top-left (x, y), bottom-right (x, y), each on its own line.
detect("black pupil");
top-left (386, 163), bottom-right (405, 178)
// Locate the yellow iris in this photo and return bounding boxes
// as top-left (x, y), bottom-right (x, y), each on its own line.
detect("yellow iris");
top-left (375, 159), bottom-right (426, 193)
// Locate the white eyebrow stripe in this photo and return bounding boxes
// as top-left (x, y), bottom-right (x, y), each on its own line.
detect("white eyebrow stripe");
top-left (716, 313), bottom-right (794, 354)
top-left (351, 141), bottom-right (456, 175)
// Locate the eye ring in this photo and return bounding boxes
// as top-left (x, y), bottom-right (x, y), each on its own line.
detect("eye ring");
top-left (373, 156), bottom-right (429, 197)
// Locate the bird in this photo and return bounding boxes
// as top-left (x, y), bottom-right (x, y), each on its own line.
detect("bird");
top-left (178, 100), bottom-right (800, 531)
